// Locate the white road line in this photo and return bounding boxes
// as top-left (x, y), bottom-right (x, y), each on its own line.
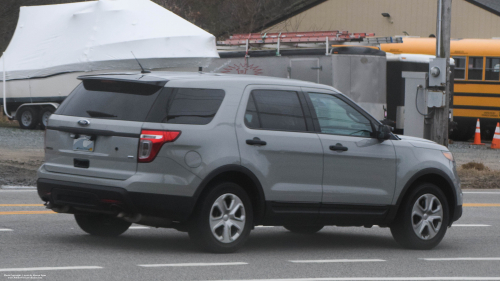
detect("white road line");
top-left (0, 228), bottom-right (13, 231)
top-left (256, 226), bottom-right (274, 228)
top-left (0, 266), bottom-right (103, 272)
top-left (138, 262), bottom-right (248, 267)
top-left (0, 186), bottom-right (36, 189)
top-left (420, 258), bottom-right (500, 261)
top-left (463, 192), bottom-right (500, 194)
top-left (453, 224), bottom-right (491, 227)
top-left (289, 259), bottom-right (385, 264)
top-left (0, 190), bottom-right (37, 192)
top-left (129, 226), bottom-right (150, 229)
top-left (198, 277), bottom-right (500, 281)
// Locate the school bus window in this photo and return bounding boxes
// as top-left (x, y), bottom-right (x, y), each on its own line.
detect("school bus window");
top-left (453, 56), bottom-right (466, 80)
top-left (468, 57), bottom-right (483, 80)
top-left (485, 57), bottom-right (500, 81)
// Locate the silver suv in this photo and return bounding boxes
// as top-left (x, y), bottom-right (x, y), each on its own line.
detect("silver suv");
top-left (37, 72), bottom-right (462, 253)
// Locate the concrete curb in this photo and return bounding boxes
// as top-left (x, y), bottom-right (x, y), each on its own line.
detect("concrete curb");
top-left (0, 185), bottom-right (36, 189)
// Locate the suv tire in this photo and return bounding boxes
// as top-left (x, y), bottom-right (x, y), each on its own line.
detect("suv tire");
top-left (390, 182), bottom-right (449, 250)
top-left (188, 182), bottom-right (253, 253)
top-left (284, 225), bottom-right (324, 234)
top-left (74, 214), bottom-right (131, 237)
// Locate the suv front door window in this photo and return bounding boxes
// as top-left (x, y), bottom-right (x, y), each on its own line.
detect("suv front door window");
top-left (308, 93), bottom-right (373, 137)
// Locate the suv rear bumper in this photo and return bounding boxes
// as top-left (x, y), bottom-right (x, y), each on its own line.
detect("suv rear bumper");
top-left (37, 178), bottom-right (195, 222)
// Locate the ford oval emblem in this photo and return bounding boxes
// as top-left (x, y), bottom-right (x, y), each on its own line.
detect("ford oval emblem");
top-left (78, 119), bottom-right (90, 126)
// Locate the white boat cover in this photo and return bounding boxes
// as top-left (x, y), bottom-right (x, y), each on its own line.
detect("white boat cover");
top-left (0, 0), bottom-right (219, 81)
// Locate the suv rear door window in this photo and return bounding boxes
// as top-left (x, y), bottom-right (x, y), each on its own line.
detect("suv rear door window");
top-left (146, 88), bottom-right (225, 125)
top-left (56, 80), bottom-right (162, 122)
top-left (244, 90), bottom-right (307, 131)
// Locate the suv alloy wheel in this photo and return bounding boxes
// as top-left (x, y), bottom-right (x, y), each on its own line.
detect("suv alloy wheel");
top-left (390, 182), bottom-right (450, 250)
top-left (188, 182), bottom-right (253, 253)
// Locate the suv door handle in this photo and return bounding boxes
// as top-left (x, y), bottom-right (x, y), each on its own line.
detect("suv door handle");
top-left (329, 143), bottom-right (348, 152)
top-left (246, 137), bottom-right (267, 146)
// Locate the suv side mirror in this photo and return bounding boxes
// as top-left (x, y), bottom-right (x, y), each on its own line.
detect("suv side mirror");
top-left (377, 125), bottom-right (392, 140)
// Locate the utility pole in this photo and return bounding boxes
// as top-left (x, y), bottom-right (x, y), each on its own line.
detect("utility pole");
top-left (431, 0), bottom-right (452, 146)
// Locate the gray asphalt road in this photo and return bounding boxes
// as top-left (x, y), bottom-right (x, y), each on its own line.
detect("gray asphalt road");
top-left (0, 190), bottom-right (499, 281)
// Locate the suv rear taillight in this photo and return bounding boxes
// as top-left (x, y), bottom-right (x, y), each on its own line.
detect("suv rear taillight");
top-left (138, 130), bottom-right (181, 163)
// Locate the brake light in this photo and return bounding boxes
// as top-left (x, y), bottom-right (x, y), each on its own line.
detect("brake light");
top-left (138, 130), bottom-right (180, 163)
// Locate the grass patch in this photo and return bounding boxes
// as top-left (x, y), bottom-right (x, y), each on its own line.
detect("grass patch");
top-left (458, 162), bottom-right (500, 189)
top-left (0, 107), bottom-right (18, 128)
top-left (461, 162), bottom-right (488, 171)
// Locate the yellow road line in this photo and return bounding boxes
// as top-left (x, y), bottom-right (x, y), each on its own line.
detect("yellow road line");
top-left (0, 204), bottom-right (44, 207)
top-left (0, 204), bottom-right (497, 215)
top-left (463, 203), bottom-right (500, 207)
top-left (0, 211), bottom-right (55, 215)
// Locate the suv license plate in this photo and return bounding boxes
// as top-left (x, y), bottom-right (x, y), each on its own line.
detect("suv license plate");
top-left (73, 135), bottom-right (95, 152)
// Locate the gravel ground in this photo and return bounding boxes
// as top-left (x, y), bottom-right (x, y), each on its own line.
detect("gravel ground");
top-left (0, 126), bottom-right (498, 188)
top-left (449, 141), bottom-right (500, 170)
top-left (0, 127), bottom-right (44, 186)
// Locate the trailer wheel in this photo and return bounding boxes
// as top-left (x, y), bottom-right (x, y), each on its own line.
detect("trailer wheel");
top-left (39, 107), bottom-right (55, 130)
top-left (17, 107), bottom-right (40, 130)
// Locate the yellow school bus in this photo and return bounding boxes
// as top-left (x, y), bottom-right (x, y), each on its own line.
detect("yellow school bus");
top-left (381, 37), bottom-right (500, 140)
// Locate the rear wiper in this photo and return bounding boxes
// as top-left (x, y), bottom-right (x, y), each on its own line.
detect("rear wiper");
top-left (86, 110), bottom-right (117, 118)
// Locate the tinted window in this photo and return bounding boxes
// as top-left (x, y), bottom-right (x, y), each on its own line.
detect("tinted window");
top-left (244, 95), bottom-right (261, 128)
top-left (245, 90), bottom-right (307, 131)
top-left (468, 57), bottom-right (483, 80)
top-left (485, 57), bottom-right (500, 81)
top-left (147, 88), bottom-right (225, 125)
top-left (453, 57), bottom-right (466, 80)
top-left (308, 93), bottom-right (373, 137)
top-left (56, 81), bottom-right (162, 122)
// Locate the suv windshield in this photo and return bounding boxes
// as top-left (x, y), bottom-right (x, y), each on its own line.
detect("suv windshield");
top-left (55, 80), bottom-right (163, 122)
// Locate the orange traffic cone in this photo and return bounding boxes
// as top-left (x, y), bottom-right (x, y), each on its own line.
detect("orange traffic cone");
top-left (491, 123), bottom-right (500, 149)
top-left (471, 119), bottom-right (485, 145)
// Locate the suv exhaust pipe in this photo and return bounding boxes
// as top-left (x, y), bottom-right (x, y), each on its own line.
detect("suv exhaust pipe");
top-left (117, 212), bottom-right (142, 223)
top-left (45, 202), bottom-right (70, 213)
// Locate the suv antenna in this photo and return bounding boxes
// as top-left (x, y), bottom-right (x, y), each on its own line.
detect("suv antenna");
top-left (131, 51), bottom-right (151, 74)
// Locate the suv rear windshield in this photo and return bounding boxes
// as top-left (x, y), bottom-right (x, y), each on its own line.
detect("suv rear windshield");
top-left (57, 80), bottom-right (225, 125)
top-left (146, 88), bottom-right (225, 125)
top-left (56, 80), bottom-right (163, 122)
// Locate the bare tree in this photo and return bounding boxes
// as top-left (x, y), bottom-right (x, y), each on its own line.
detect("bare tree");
top-left (0, 0), bottom-right (324, 53)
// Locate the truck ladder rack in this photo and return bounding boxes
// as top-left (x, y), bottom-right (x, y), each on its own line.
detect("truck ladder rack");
top-left (218, 31), bottom-right (376, 45)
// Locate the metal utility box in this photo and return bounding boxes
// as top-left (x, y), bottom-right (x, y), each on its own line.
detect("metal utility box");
top-left (386, 54), bottom-right (455, 136)
top-left (386, 54), bottom-right (431, 134)
top-left (428, 58), bottom-right (447, 87)
top-left (427, 90), bottom-right (446, 108)
top-left (402, 71), bottom-right (431, 139)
